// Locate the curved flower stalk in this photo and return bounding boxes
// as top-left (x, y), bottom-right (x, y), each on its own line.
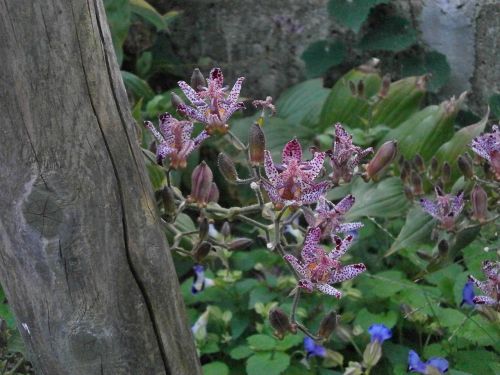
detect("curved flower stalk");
top-left (144, 113), bottom-right (209, 168)
top-left (262, 139), bottom-right (328, 208)
top-left (304, 195), bottom-right (363, 238)
top-left (408, 350), bottom-right (448, 374)
top-left (419, 187), bottom-right (464, 231)
top-left (326, 123), bottom-right (373, 184)
top-left (284, 227), bottom-right (366, 298)
top-left (468, 260), bottom-right (499, 307)
top-left (470, 125), bottom-right (500, 179)
top-left (177, 68), bottom-right (245, 134)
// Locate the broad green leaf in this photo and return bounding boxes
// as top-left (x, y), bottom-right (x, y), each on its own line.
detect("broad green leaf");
top-left (130, 0), bottom-right (166, 30)
top-left (202, 361), bottom-right (229, 375)
top-left (359, 17), bottom-right (417, 52)
top-left (248, 286), bottom-right (278, 309)
top-left (246, 352), bottom-right (290, 375)
top-left (369, 270), bottom-right (411, 298)
top-left (434, 307), bottom-right (467, 328)
top-left (231, 314), bottom-right (250, 340)
top-left (230, 345), bottom-right (254, 360)
top-left (453, 350), bottom-right (499, 375)
top-left (121, 71), bottom-right (155, 102)
top-left (385, 205), bottom-right (435, 257)
top-left (274, 333), bottom-right (303, 351)
top-left (401, 51), bottom-right (451, 93)
top-left (146, 163), bottom-right (165, 191)
top-left (175, 213), bottom-right (196, 232)
top-left (247, 334), bottom-right (277, 351)
top-left (328, 0), bottom-right (389, 33)
top-left (489, 93), bottom-right (500, 119)
top-left (276, 79), bottom-right (330, 127)
top-left (353, 308), bottom-right (398, 330)
top-left (104, 0), bottom-right (131, 65)
top-left (302, 40), bottom-right (345, 78)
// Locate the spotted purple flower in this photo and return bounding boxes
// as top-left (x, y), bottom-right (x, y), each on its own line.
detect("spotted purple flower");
top-left (304, 195), bottom-right (363, 238)
top-left (144, 113), bottom-right (209, 168)
top-left (326, 123), bottom-right (373, 184)
top-left (304, 337), bottom-right (326, 358)
top-left (408, 350), bottom-right (448, 374)
top-left (284, 227), bottom-right (366, 298)
top-left (177, 68), bottom-right (245, 134)
top-left (468, 260), bottom-right (499, 307)
top-left (470, 125), bottom-right (500, 179)
top-left (419, 187), bottom-right (464, 231)
top-left (191, 265), bottom-right (214, 294)
top-left (460, 281), bottom-right (475, 307)
top-left (368, 323), bottom-right (392, 343)
top-left (262, 139), bottom-right (328, 208)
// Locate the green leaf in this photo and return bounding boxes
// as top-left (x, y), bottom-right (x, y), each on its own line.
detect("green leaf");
top-left (247, 334), bottom-right (277, 351)
top-left (231, 314), bottom-right (250, 340)
top-left (359, 17), bottom-right (417, 52)
top-left (453, 350), bottom-right (499, 375)
top-left (370, 270), bottom-right (410, 298)
top-left (130, 0), bottom-right (166, 30)
top-left (246, 352), bottom-right (290, 375)
top-left (121, 71), bottom-right (155, 101)
top-left (274, 334), bottom-right (304, 351)
top-left (302, 40), bottom-right (345, 78)
top-left (489, 93), bottom-right (500, 119)
top-left (328, 0), bottom-right (389, 33)
top-left (104, 0), bottom-right (131, 65)
top-left (353, 308), bottom-right (398, 330)
top-left (400, 51), bottom-right (451, 93)
top-left (202, 361), bottom-right (229, 375)
top-left (385, 205), bottom-right (435, 257)
top-left (230, 345), bottom-right (254, 360)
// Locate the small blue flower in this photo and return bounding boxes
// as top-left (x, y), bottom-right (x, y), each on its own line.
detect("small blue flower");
top-left (368, 323), bottom-right (392, 343)
top-left (191, 265), bottom-right (214, 294)
top-left (408, 350), bottom-right (449, 374)
top-left (460, 281), bottom-right (475, 307)
top-left (304, 337), bottom-right (326, 358)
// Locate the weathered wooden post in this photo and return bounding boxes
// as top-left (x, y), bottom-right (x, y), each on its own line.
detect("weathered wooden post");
top-left (0, 1), bottom-right (201, 374)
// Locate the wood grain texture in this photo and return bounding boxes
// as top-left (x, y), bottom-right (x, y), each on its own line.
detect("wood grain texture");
top-left (0, 1), bottom-right (201, 374)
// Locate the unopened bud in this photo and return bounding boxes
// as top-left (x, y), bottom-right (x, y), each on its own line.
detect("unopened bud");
top-left (227, 237), bottom-right (253, 250)
top-left (366, 140), bottom-right (398, 179)
top-left (430, 157), bottom-right (439, 178)
top-left (458, 154), bottom-right (473, 179)
top-left (198, 217), bottom-right (209, 241)
top-left (190, 161), bottom-right (213, 206)
top-left (379, 74), bottom-right (391, 98)
top-left (193, 241), bottom-right (212, 262)
top-left (171, 92), bottom-right (185, 109)
top-left (161, 186), bottom-right (176, 222)
top-left (221, 222), bottom-right (231, 239)
top-left (471, 184), bottom-right (488, 222)
top-left (413, 154), bottom-right (425, 172)
top-left (411, 172), bottom-right (423, 196)
top-left (363, 341), bottom-right (382, 368)
top-left (434, 178), bottom-right (444, 192)
top-left (438, 239), bottom-right (448, 257)
top-left (190, 68), bottom-right (206, 91)
top-left (357, 80), bottom-right (365, 98)
top-left (249, 123), bottom-right (266, 166)
top-left (442, 162), bottom-right (451, 183)
top-left (218, 152), bottom-right (239, 183)
top-left (269, 307), bottom-right (296, 340)
top-left (317, 311), bottom-right (339, 340)
top-left (208, 182), bottom-right (219, 203)
top-left (349, 80), bottom-right (356, 96)
top-left (404, 185), bottom-right (414, 200)
top-left (400, 166), bottom-right (409, 183)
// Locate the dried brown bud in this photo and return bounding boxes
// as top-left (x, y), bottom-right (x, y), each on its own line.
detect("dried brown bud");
top-left (442, 162), bottom-right (451, 183)
top-left (457, 154), bottom-right (473, 179)
top-left (411, 171), bottom-right (423, 196)
top-left (171, 92), bottom-right (185, 109)
top-left (161, 186), bottom-right (176, 222)
top-left (269, 308), bottom-right (296, 339)
top-left (349, 80), bottom-right (356, 96)
top-left (404, 185), bottom-right (414, 200)
top-left (430, 157), bottom-right (439, 178)
top-left (249, 123), bottom-right (266, 166)
top-left (400, 166), bottom-right (409, 183)
top-left (379, 74), bottom-right (391, 97)
top-left (221, 222), bottom-right (231, 239)
top-left (190, 68), bottom-right (206, 91)
top-left (366, 140), bottom-right (398, 179)
top-left (193, 241), bottom-right (212, 262)
top-left (190, 161), bottom-right (213, 206)
top-left (317, 311), bottom-right (339, 340)
top-left (413, 154), bottom-right (425, 172)
top-left (438, 239), bottom-right (448, 257)
top-left (471, 184), bottom-right (488, 222)
top-left (218, 152), bottom-right (239, 183)
top-left (227, 238), bottom-right (253, 250)
top-left (208, 182), bottom-right (219, 203)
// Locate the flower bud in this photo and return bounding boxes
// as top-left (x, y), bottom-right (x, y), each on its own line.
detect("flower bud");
top-left (363, 341), bottom-right (382, 368)
top-left (269, 307), bottom-right (295, 340)
top-left (438, 239), bottom-right (448, 257)
top-left (161, 186), bottom-right (176, 222)
top-left (442, 162), bottom-right (451, 184)
top-left (190, 68), bottom-right (206, 91)
top-left (198, 217), bottom-right (209, 241)
top-left (227, 238), bottom-right (253, 250)
top-left (430, 157), bottom-right (439, 178)
top-left (208, 182), bottom-right (219, 203)
top-left (411, 171), bottom-right (423, 196)
top-left (471, 184), bottom-right (488, 222)
top-left (366, 140), bottom-right (398, 179)
top-left (248, 123), bottom-right (266, 166)
top-left (193, 241), bottom-right (212, 262)
top-left (400, 166), bottom-right (409, 183)
top-left (413, 154), bottom-right (425, 172)
top-left (171, 92), bottom-right (185, 109)
top-left (317, 311), bottom-right (339, 340)
top-left (404, 185), bottom-right (414, 200)
top-left (349, 80), bottom-right (356, 96)
top-left (221, 222), bottom-right (231, 239)
top-left (379, 74), bottom-right (391, 98)
top-left (458, 154), bottom-right (473, 179)
top-left (218, 152), bottom-right (239, 183)
top-left (190, 161), bottom-right (213, 206)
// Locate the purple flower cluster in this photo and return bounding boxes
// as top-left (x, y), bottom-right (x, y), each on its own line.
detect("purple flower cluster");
top-left (470, 125), bottom-right (500, 179)
top-left (420, 187), bottom-right (464, 231)
top-left (468, 260), bottom-right (499, 307)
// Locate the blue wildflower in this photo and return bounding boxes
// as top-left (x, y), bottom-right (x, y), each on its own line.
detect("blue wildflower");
top-left (304, 337), bottom-right (326, 358)
top-left (368, 323), bottom-right (392, 343)
top-left (460, 281), bottom-right (475, 307)
top-left (408, 350), bottom-right (448, 374)
top-left (191, 265), bottom-right (214, 294)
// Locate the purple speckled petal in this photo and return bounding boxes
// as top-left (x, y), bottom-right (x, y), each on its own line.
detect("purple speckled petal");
top-left (261, 179), bottom-right (283, 205)
top-left (472, 295), bottom-right (496, 305)
top-left (177, 104), bottom-right (207, 123)
top-left (336, 222), bottom-right (363, 233)
top-left (316, 283), bottom-right (342, 298)
top-left (334, 194), bottom-right (355, 214)
top-left (329, 234), bottom-right (354, 260)
top-left (282, 139), bottom-right (303, 164)
top-left (264, 150), bottom-right (280, 185)
top-left (451, 191), bottom-right (464, 217)
top-left (144, 120), bottom-right (164, 143)
top-left (284, 254), bottom-right (306, 277)
top-left (301, 227), bottom-right (321, 262)
top-left (329, 263), bottom-right (366, 284)
top-left (178, 81), bottom-right (204, 107)
top-left (300, 182), bottom-right (330, 205)
top-left (420, 198), bottom-right (440, 219)
top-left (301, 151), bottom-right (326, 181)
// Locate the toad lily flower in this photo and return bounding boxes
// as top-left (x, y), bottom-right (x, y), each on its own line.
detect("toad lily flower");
top-left (144, 113), bottom-right (209, 168)
top-left (326, 123), bottom-right (373, 184)
top-left (408, 350), bottom-right (448, 374)
top-left (470, 125), bottom-right (500, 179)
top-left (262, 139), bottom-right (329, 208)
top-left (419, 187), bottom-right (464, 231)
top-left (177, 68), bottom-right (245, 135)
top-left (468, 260), bottom-right (499, 307)
top-left (284, 227), bottom-right (366, 298)
top-left (304, 195), bottom-right (363, 238)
